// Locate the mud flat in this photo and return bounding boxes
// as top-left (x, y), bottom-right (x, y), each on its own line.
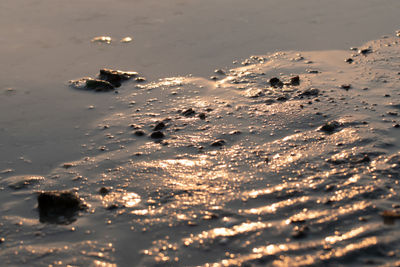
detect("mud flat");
top-left (1, 34), bottom-right (400, 266)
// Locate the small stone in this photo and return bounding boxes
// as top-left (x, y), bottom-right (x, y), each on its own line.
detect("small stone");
top-left (91, 36), bottom-right (112, 44)
top-left (269, 77), bottom-right (283, 87)
top-left (307, 70), bottom-right (319, 74)
top-left (120, 37), bottom-right (133, 43)
top-left (290, 76), bottom-right (300, 86)
top-left (0, 237), bottom-right (4, 243)
top-left (320, 121), bottom-right (341, 133)
top-left (214, 69), bottom-right (226, 75)
top-left (211, 139), bottom-right (226, 147)
top-left (99, 68), bottom-right (138, 87)
top-left (198, 113), bottom-right (206, 120)
top-left (134, 130), bottom-right (145, 136)
top-left (38, 191), bottom-right (85, 224)
top-left (63, 163), bottom-right (75, 169)
top-left (300, 88), bottom-right (319, 96)
top-left (99, 187), bottom-right (110, 195)
top-left (154, 122), bottom-right (166, 131)
top-left (135, 77), bottom-right (146, 82)
top-left (394, 124), bottom-right (400, 128)
top-left (150, 131), bottom-right (164, 139)
top-left (182, 108), bottom-right (196, 117)
top-left (210, 76), bottom-right (218, 80)
top-left (276, 96), bottom-right (288, 101)
top-left (345, 58), bottom-right (354, 63)
top-left (359, 48), bottom-right (372, 55)
top-left (341, 84), bottom-right (352, 90)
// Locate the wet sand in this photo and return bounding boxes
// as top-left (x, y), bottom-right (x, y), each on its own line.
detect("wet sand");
top-left (1, 0), bottom-right (400, 266)
top-left (1, 33), bottom-right (400, 265)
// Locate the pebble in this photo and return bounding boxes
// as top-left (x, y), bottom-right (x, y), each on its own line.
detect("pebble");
top-left (269, 77), bottom-right (283, 87)
top-left (341, 84), bottom-right (352, 90)
top-left (182, 108), bottom-right (196, 117)
top-left (198, 113), bottom-right (206, 120)
top-left (134, 130), bottom-right (145, 136)
top-left (211, 139), bottom-right (226, 147)
top-left (290, 76), bottom-right (300, 86)
top-left (320, 121), bottom-right (341, 133)
top-left (150, 131), bottom-right (165, 139)
top-left (154, 122), bottom-right (166, 131)
top-left (38, 191), bottom-right (85, 224)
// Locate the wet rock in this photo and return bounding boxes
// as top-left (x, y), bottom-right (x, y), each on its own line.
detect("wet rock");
top-left (134, 130), bottom-right (145, 136)
top-left (38, 191), bottom-right (85, 224)
top-left (290, 76), bottom-right (300, 86)
top-left (300, 88), bottom-right (319, 96)
top-left (154, 122), bottom-right (166, 131)
top-left (135, 77), bottom-right (146, 83)
top-left (245, 88), bottom-right (264, 98)
top-left (341, 84), bottom-right (352, 90)
top-left (320, 121), bottom-right (341, 133)
top-left (307, 70), bottom-right (319, 74)
top-left (70, 78), bottom-right (115, 92)
top-left (91, 36), bottom-right (112, 44)
top-left (359, 48), bottom-right (372, 55)
top-left (198, 113), bottom-right (206, 120)
top-left (62, 163), bottom-right (75, 169)
top-left (214, 69), bottom-right (226, 75)
top-left (182, 108), bottom-right (196, 117)
top-left (211, 139), bottom-right (226, 147)
top-left (3, 175), bottom-right (44, 190)
top-left (276, 96), bottom-right (288, 101)
top-left (269, 77), bottom-right (283, 87)
top-left (99, 68), bottom-right (138, 87)
top-left (150, 131), bottom-right (165, 139)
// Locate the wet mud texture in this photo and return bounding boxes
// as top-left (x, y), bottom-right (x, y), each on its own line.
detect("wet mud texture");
top-left (1, 35), bottom-right (400, 266)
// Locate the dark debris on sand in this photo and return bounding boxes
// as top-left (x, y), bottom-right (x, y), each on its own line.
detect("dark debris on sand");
top-left (37, 191), bottom-right (85, 224)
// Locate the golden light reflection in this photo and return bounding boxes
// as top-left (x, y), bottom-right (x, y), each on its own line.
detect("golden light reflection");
top-left (102, 191), bottom-right (141, 208)
top-left (241, 196), bottom-right (310, 215)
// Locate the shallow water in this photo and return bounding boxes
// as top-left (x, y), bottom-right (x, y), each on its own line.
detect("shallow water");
top-left (1, 0), bottom-right (400, 175)
top-left (2, 33), bottom-right (400, 266)
top-left (2, 1), bottom-right (400, 266)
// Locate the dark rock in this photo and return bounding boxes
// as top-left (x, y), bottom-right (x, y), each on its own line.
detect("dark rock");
top-left (320, 121), bottom-right (341, 133)
top-left (359, 48), bottom-right (372, 55)
top-left (394, 124), bottom-right (400, 128)
top-left (269, 77), bottom-right (283, 87)
top-left (341, 84), bottom-right (352, 90)
top-left (150, 131), bottom-right (164, 139)
top-left (99, 187), bottom-right (110, 195)
top-left (307, 70), bottom-right (319, 74)
top-left (211, 139), bottom-right (226, 147)
top-left (182, 108), bottom-right (196, 117)
top-left (0, 237), bottom-right (4, 244)
top-left (345, 58), bottom-right (354, 63)
top-left (154, 122), bottom-right (166, 131)
top-left (276, 96), bottom-right (288, 101)
top-left (198, 113), bottom-right (206, 120)
top-left (134, 130), bottom-right (145, 136)
top-left (135, 77), bottom-right (146, 83)
top-left (300, 88), bottom-right (319, 96)
top-left (86, 79), bottom-right (115, 91)
top-left (290, 76), bottom-right (300, 86)
top-left (99, 68), bottom-right (138, 87)
top-left (38, 191), bottom-right (85, 224)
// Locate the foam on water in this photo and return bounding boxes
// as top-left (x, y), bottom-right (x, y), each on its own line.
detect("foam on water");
top-left (1, 35), bottom-right (400, 266)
